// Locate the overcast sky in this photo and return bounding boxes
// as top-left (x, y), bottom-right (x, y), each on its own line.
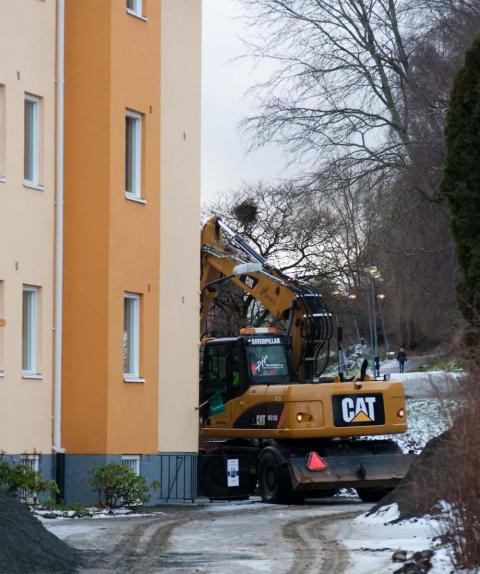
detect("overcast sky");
top-left (201, 0), bottom-right (295, 204)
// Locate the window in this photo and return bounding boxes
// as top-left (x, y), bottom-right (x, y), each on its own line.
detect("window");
top-left (0, 281), bottom-right (4, 378)
top-left (0, 85), bottom-right (5, 180)
top-left (125, 110), bottom-right (142, 199)
top-left (123, 293), bottom-right (140, 378)
top-left (122, 455), bottom-right (140, 476)
top-left (247, 341), bottom-right (289, 384)
top-left (21, 454), bottom-right (39, 472)
top-left (126, 0), bottom-right (143, 17)
top-left (203, 345), bottom-right (228, 401)
top-left (20, 454), bottom-right (40, 504)
top-left (22, 286), bottom-right (38, 374)
top-left (24, 95), bottom-right (41, 186)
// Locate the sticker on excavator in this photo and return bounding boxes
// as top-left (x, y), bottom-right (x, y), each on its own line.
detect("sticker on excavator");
top-left (332, 393), bottom-right (385, 427)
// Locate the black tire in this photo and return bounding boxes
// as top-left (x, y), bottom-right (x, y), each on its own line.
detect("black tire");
top-left (198, 455), bottom-right (227, 498)
top-left (309, 489), bottom-right (339, 499)
top-left (258, 450), bottom-right (300, 504)
top-left (356, 487), bottom-right (393, 503)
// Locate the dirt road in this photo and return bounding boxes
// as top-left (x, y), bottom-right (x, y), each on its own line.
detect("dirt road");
top-left (45, 499), bottom-right (370, 573)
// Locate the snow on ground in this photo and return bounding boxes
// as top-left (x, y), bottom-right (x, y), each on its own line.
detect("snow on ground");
top-left (35, 506), bottom-right (166, 522)
top-left (356, 503), bottom-right (400, 524)
top-left (343, 506), bottom-right (454, 574)
top-left (364, 397), bottom-right (454, 453)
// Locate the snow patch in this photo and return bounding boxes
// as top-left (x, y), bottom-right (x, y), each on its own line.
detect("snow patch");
top-left (355, 503), bottom-right (400, 524)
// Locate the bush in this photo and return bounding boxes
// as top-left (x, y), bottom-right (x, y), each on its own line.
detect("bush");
top-left (439, 363), bottom-right (480, 570)
top-left (86, 464), bottom-right (158, 508)
top-left (0, 459), bottom-right (59, 505)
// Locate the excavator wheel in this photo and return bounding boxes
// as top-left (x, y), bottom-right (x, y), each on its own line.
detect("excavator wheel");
top-left (309, 489), bottom-right (339, 499)
top-left (356, 487), bottom-right (393, 503)
top-left (258, 449), bottom-right (304, 504)
top-left (355, 440), bottom-right (400, 503)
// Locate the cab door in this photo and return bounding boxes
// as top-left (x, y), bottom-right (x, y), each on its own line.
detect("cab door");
top-left (202, 343), bottom-right (230, 427)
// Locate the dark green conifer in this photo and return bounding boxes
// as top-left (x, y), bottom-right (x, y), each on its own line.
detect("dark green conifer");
top-left (440, 35), bottom-right (480, 338)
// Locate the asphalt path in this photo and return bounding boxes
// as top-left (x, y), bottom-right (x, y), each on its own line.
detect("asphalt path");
top-left (46, 500), bottom-right (370, 574)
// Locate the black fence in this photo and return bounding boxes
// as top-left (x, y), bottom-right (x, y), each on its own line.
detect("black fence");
top-left (157, 454), bottom-right (197, 503)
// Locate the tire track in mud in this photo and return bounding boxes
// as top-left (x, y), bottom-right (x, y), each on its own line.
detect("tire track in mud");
top-left (77, 504), bottom-right (364, 573)
top-left (283, 510), bottom-right (360, 574)
top-left (96, 515), bottom-right (194, 572)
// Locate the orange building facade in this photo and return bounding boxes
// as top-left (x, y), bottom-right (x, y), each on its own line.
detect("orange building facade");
top-left (61, 0), bottom-right (201, 502)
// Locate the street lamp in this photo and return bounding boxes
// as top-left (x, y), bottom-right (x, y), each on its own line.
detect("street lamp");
top-left (376, 293), bottom-right (390, 354)
top-left (364, 266), bottom-right (383, 363)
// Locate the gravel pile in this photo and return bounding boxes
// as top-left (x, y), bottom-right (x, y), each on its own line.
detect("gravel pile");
top-left (0, 491), bottom-right (78, 573)
top-left (371, 429), bottom-right (451, 519)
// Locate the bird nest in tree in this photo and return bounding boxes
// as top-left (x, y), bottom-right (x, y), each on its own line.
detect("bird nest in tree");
top-left (232, 199), bottom-right (258, 227)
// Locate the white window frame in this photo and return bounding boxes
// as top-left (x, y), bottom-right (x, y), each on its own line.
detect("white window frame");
top-left (122, 455), bottom-right (140, 476)
top-left (21, 453), bottom-right (39, 472)
top-left (22, 286), bottom-right (39, 376)
top-left (125, 110), bottom-right (142, 200)
top-left (126, 0), bottom-right (146, 19)
top-left (0, 84), bottom-right (5, 180)
top-left (24, 95), bottom-right (41, 187)
top-left (0, 279), bottom-right (4, 378)
top-left (20, 454), bottom-right (40, 504)
top-left (124, 292), bottom-right (140, 380)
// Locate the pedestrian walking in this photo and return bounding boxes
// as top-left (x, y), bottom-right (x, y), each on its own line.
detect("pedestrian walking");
top-left (397, 347), bottom-right (407, 373)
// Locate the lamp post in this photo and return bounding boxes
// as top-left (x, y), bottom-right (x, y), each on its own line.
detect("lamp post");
top-left (376, 293), bottom-right (390, 354)
top-left (365, 266), bottom-right (383, 363)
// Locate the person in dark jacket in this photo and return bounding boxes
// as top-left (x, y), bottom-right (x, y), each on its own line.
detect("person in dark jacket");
top-left (397, 347), bottom-right (407, 373)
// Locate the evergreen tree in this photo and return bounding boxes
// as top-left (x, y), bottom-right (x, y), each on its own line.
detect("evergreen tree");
top-left (440, 35), bottom-right (480, 338)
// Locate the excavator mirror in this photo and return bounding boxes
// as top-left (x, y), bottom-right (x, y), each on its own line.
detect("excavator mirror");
top-left (359, 359), bottom-right (368, 381)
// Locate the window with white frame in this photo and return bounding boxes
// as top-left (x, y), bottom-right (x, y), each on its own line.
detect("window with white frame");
top-left (0, 85), bottom-right (5, 179)
top-left (21, 453), bottom-right (39, 472)
top-left (122, 455), bottom-right (140, 476)
top-left (22, 286), bottom-right (38, 374)
top-left (126, 0), bottom-right (143, 17)
top-left (0, 280), bottom-right (4, 378)
top-left (24, 95), bottom-right (41, 185)
top-left (123, 293), bottom-right (140, 378)
top-left (125, 110), bottom-right (142, 199)
top-left (20, 454), bottom-right (40, 504)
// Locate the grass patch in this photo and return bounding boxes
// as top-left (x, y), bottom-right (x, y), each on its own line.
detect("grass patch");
top-left (417, 354), bottom-right (465, 372)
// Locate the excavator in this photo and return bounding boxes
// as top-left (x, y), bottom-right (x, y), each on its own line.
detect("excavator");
top-left (199, 215), bottom-right (414, 503)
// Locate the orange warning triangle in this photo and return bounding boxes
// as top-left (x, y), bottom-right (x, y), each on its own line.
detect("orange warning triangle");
top-left (352, 410), bottom-right (372, 423)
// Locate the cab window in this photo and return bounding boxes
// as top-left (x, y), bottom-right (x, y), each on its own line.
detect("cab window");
top-left (204, 345), bottom-right (228, 401)
top-left (247, 343), bottom-right (289, 383)
top-left (230, 345), bottom-right (242, 399)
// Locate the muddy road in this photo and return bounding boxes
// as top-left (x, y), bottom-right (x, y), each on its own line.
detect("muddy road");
top-left (46, 499), bottom-right (370, 574)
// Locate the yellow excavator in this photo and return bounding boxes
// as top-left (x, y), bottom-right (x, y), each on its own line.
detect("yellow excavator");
top-left (199, 216), bottom-right (414, 503)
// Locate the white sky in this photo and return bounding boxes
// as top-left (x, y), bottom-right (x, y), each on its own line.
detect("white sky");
top-left (201, 0), bottom-right (295, 204)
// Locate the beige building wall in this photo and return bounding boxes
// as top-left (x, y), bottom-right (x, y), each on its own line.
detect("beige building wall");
top-left (0, 0), bottom-right (56, 453)
top-left (158, 0), bottom-right (202, 453)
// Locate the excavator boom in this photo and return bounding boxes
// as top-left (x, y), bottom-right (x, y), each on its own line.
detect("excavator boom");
top-left (201, 216), bottom-right (333, 380)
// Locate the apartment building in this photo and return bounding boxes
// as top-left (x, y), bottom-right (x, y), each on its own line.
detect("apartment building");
top-left (0, 0), bottom-right (57, 478)
top-left (0, 0), bottom-right (201, 504)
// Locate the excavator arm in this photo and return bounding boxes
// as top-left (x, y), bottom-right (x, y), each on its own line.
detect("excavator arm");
top-left (200, 216), bottom-right (333, 380)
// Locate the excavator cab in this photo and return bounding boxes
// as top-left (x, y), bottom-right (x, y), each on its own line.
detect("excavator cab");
top-left (201, 329), bottom-right (292, 408)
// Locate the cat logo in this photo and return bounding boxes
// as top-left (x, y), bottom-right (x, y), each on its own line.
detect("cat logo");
top-left (341, 397), bottom-right (376, 423)
top-left (256, 414), bottom-right (266, 426)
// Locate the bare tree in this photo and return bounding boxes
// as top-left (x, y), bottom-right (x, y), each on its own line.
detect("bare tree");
top-left (240, 0), bottom-right (421, 179)
top-left (238, 0), bottom-right (480, 348)
top-left (203, 179), bottom-right (381, 339)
